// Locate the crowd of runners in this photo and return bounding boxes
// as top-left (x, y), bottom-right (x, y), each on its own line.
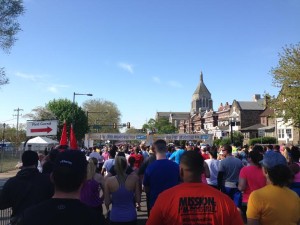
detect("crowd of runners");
top-left (0, 140), bottom-right (299, 225)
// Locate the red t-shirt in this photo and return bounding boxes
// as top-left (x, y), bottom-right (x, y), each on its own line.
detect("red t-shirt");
top-left (201, 152), bottom-right (210, 160)
top-left (239, 165), bottom-right (266, 203)
top-left (129, 154), bottom-right (144, 169)
top-left (147, 183), bottom-right (244, 225)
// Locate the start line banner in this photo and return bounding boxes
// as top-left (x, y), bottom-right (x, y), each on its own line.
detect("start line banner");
top-left (87, 133), bottom-right (210, 141)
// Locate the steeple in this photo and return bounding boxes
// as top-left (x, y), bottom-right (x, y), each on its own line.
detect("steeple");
top-left (200, 71), bottom-right (203, 83)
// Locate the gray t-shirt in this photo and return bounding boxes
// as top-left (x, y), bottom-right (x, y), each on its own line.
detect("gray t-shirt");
top-left (219, 156), bottom-right (243, 184)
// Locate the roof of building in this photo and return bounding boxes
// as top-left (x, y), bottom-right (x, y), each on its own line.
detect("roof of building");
top-left (260, 108), bottom-right (275, 117)
top-left (240, 123), bottom-right (266, 131)
top-left (193, 72), bottom-right (211, 96)
top-left (237, 100), bottom-right (265, 110)
top-left (156, 112), bottom-right (190, 120)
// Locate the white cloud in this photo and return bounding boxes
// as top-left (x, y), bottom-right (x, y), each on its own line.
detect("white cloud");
top-left (118, 62), bottom-right (134, 74)
top-left (47, 84), bottom-right (69, 94)
top-left (152, 76), bottom-right (161, 84)
top-left (167, 81), bottom-right (183, 88)
top-left (15, 72), bottom-right (43, 82)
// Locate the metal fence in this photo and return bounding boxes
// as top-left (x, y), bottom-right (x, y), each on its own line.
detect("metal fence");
top-left (0, 208), bottom-right (11, 225)
top-left (0, 150), bottom-right (22, 173)
top-left (0, 189), bottom-right (11, 225)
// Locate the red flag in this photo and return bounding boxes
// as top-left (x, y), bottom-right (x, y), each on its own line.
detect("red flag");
top-left (70, 123), bottom-right (78, 150)
top-left (60, 120), bottom-right (68, 146)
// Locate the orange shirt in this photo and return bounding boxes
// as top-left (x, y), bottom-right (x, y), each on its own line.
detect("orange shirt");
top-left (147, 183), bottom-right (243, 225)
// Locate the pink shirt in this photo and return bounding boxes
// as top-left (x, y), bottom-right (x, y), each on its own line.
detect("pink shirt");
top-left (239, 165), bottom-right (266, 203)
top-left (102, 152), bottom-right (109, 161)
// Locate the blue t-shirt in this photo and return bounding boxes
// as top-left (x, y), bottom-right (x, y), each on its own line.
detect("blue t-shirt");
top-left (143, 159), bottom-right (180, 209)
top-left (169, 149), bottom-right (185, 164)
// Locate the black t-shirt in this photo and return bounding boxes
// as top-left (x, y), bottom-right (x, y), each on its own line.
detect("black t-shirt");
top-left (20, 198), bottom-right (105, 225)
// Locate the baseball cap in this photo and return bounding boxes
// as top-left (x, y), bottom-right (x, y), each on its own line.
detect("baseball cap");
top-left (54, 150), bottom-right (87, 174)
top-left (260, 151), bottom-right (287, 169)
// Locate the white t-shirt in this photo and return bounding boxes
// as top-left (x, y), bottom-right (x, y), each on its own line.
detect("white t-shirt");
top-left (89, 152), bottom-right (104, 163)
top-left (205, 158), bottom-right (220, 186)
top-left (102, 158), bottom-right (115, 172)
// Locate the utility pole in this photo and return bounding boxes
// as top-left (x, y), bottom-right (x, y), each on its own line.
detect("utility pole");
top-left (13, 108), bottom-right (23, 141)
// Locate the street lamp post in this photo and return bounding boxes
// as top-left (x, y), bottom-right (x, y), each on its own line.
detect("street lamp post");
top-left (229, 112), bottom-right (239, 145)
top-left (72, 92), bottom-right (93, 120)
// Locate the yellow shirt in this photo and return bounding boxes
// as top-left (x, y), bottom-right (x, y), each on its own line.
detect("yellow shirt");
top-left (247, 184), bottom-right (300, 225)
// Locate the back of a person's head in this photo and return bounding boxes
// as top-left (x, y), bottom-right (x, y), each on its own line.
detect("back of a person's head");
top-left (268, 144), bottom-right (273, 150)
top-left (117, 152), bottom-right (126, 157)
top-left (134, 146), bottom-right (140, 154)
top-left (128, 156), bottom-right (136, 166)
top-left (252, 145), bottom-right (264, 154)
top-left (274, 145), bottom-right (280, 152)
top-left (180, 151), bottom-right (204, 178)
top-left (249, 150), bottom-right (263, 166)
top-left (209, 147), bottom-right (218, 159)
top-left (223, 144), bottom-right (232, 154)
top-left (22, 150), bottom-right (39, 167)
top-left (52, 151), bottom-right (87, 193)
top-left (267, 164), bottom-right (293, 187)
top-left (87, 157), bottom-right (97, 180)
top-left (49, 148), bottom-right (59, 162)
top-left (290, 146), bottom-right (300, 162)
top-left (153, 139), bottom-right (167, 154)
top-left (115, 156), bottom-right (127, 179)
top-left (109, 149), bottom-right (116, 158)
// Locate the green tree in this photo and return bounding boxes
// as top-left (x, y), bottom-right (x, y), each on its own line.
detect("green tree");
top-left (270, 43), bottom-right (300, 128)
top-left (0, 0), bottom-right (24, 86)
top-left (47, 99), bottom-right (88, 141)
top-left (82, 99), bottom-right (121, 133)
top-left (142, 118), bottom-right (177, 134)
top-left (233, 131), bottom-right (244, 147)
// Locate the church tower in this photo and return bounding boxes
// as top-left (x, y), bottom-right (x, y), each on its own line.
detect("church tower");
top-left (191, 71), bottom-right (213, 114)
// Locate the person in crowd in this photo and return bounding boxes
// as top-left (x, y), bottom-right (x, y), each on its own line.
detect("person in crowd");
top-left (201, 145), bottom-right (210, 160)
top-left (0, 150), bottom-right (53, 224)
top-left (20, 151), bottom-right (105, 225)
top-left (282, 146), bottom-right (291, 163)
top-left (247, 150), bottom-right (300, 225)
top-left (89, 147), bottom-right (104, 172)
top-left (104, 156), bottom-right (140, 225)
top-left (266, 144), bottom-right (273, 152)
top-left (107, 152), bottom-right (134, 177)
top-left (289, 146), bottom-right (300, 196)
top-left (217, 144), bottom-right (243, 208)
top-left (138, 147), bottom-right (157, 215)
top-left (101, 147), bottom-right (117, 176)
top-left (128, 146), bottom-right (144, 169)
top-left (205, 146), bottom-right (220, 189)
top-left (169, 145), bottom-right (185, 164)
top-left (273, 144), bottom-right (281, 153)
top-left (238, 146), bottom-right (266, 222)
top-left (102, 146), bottom-right (109, 161)
top-left (42, 148), bottom-right (60, 174)
top-left (80, 157), bottom-right (104, 214)
top-left (143, 139), bottom-right (180, 213)
top-left (140, 143), bottom-right (149, 162)
top-left (147, 151), bottom-right (244, 225)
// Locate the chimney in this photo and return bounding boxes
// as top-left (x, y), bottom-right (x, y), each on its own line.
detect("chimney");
top-left (253, 94), bottom-right (261, 102)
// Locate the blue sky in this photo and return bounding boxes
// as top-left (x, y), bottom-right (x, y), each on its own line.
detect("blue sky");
top-left (1, 0), bottom-right (300, 130)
